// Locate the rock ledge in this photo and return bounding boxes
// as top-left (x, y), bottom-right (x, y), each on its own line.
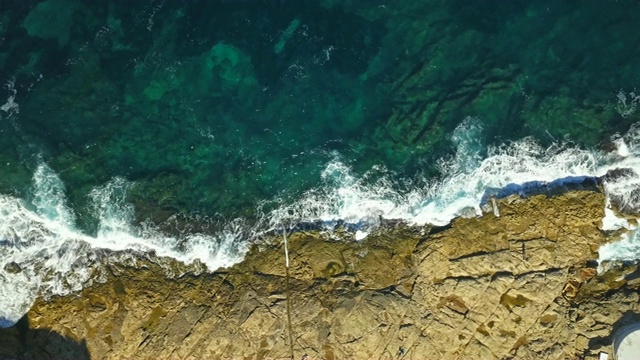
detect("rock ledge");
top-left (2, 189), bottom-right (640, 359)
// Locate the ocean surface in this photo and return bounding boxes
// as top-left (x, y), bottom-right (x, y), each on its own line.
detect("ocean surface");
top-left (2, 0), bottom-right (640, 326)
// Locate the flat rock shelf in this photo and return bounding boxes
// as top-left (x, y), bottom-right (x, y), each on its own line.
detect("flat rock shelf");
top-left (1, 189), bottom-right (640, 359)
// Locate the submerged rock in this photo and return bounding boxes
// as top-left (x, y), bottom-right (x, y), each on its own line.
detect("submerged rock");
top-left (3, 262), bottom-right (21, 274)
top-left (1, 189), bottom-right (638, 359)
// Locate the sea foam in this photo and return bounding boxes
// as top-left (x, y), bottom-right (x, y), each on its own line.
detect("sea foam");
top-left (270, 118), bottom-right (640, 261)
top-left (0, 164), bottom-right (249, 326)
top-left (2, 119), bottom-right (640, 326)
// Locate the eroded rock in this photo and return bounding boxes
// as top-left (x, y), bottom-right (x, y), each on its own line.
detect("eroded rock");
top-left (2, 189), bottom-right (639, 359)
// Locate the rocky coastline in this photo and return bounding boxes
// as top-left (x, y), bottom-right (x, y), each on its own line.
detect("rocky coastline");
top-left (2, 187), bottom-right (640, 359)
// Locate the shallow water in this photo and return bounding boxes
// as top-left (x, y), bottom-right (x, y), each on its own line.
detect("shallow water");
top-left (2, 0), bottom-right (640, 326)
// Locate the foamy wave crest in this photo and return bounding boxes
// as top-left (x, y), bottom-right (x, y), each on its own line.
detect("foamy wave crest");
top-left (5, 119), bottom-right (640, 326)
top-left (271, 118), bottom-right (640, 253)
top-left (268, 119), bottom-right (488, 233)
top-left (0, 163), bottom-right (249, 326)
top-left (268, 159), bottom-right (406, 239)
top-left (88, 177), bottom-right (250, 268)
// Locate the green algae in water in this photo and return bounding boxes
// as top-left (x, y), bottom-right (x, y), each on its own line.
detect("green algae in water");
top-left (22, 0), bottom-right (78, 47)
top-left (5, 1), bottom-right (640, 330)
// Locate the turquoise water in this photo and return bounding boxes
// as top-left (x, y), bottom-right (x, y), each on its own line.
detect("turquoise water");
top-left (2, 0), bottom-right (640, 325)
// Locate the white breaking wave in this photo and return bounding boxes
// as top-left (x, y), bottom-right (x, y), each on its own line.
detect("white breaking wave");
top-left (3, 119), bottom-right (640, 327)
top-left (270, 118), bottom-right (640, 260)
top-left (0, 164), bottom-right (249, 326)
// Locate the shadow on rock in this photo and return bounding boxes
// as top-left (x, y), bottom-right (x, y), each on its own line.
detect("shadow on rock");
top-left (0, 314), bottom-right (90, 360)
top-left (587, 310), bottom-right (640, 354)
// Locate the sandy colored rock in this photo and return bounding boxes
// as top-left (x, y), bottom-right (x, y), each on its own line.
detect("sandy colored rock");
top-left (2, 189), bottom-right (640, 359)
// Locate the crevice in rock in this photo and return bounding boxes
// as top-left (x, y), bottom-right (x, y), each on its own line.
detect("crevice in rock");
top-left (509, 237), bottom-right (555, 244)
top-left (375, 285), bottom-right (413, 300)
top-left (514, 267), bottom-right (563, 280)
top-left (137, 334), bottom-right (152, 350)
top-left (450, 249), bottom-right (510, 262)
